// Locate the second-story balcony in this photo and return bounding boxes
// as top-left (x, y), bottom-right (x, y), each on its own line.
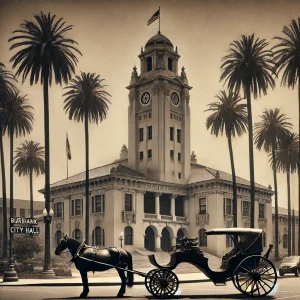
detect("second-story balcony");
top-left (143, 213), bottom-right (189, 225)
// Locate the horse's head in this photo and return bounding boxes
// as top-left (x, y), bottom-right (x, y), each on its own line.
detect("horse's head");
top-left (55, 234), bottom-right (68, 256)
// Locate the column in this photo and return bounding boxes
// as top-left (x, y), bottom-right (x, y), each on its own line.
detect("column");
top-left (171, 236), bottom-right (177, 247)
top-left (155, 193), bottom-right (160, 219)
top-left (155, 234), bottom-right (162, 251)
top-left (170, 194), bottom-right (176, 220)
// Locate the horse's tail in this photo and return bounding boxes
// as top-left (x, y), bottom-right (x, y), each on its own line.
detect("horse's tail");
top-left (126, 250), bottom-right (134, 288)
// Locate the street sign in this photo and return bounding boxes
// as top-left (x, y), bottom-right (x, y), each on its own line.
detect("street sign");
top-left (10, 217), bottom-right (38, 225)
top-left (10, 226), bottom-right (40, 234)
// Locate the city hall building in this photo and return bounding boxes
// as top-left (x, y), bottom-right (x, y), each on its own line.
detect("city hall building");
top-left (46, 32), bottom-right (273, 258)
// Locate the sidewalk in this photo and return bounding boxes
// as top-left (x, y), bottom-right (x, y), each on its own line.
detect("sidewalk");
top-left (0, 272), bottom-right (210, 287)
top-left (0, 250), bottom-right (221, 287)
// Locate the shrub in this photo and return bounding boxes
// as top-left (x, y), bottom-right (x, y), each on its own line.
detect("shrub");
top-left (12, 235), bottom-right (43, 262)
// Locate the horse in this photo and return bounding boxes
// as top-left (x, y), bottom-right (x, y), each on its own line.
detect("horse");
top-left (54, 234), bottom-right (134, 297)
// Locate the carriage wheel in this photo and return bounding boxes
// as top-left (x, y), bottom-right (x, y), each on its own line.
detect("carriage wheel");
top-left (145, 269), bottom-right (157, 294)
top-left (234, 255), bottom-right (277, 297)
top-left (148, 268), bottom-right (179, 298)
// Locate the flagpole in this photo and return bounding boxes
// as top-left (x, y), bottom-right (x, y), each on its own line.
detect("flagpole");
top-left (158, 6), bottom-right (161, 34)
top-left (66, 132), bottom-right (69, 179)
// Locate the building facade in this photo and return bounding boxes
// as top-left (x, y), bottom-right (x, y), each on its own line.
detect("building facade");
top-left (46, 31), bottom-right (274, 258)
top-left (272, 207), bottom-right (299, 258)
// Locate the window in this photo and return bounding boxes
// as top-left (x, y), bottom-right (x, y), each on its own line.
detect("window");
top-left (226, 235), bottom-right (234, 247)
top-left (177, 129), bottom-right (181, 143)
top-left (146, 57), bottom-right (152, 72)
top-left (72, 229), bottom-right (81, 241)
top-left (170, 150), bottom-right (174, 160)
top-left (125, 194), bottom-right (133, 211)
top-left (178, 152), bottom-right (181, 162)
top-left (140, 151), bottom-right (144, 161)
top-left (224, 198), bottom-right (233, 215)
top-left (178, 173), bottom-right (181, 179)
top-left (148, 149), bottom-right (152, 159)
top-left (92, 195), bottom-right (105, 213)
top-left (71, 199), bottom-right (82, 216)
top-left (147, 126), bottom-right (152, 140)
top-left (170, 127), bottom-right (174, 141)
top-left (124, 226), bottom-right (133, 245)
top-left (199, 198), bottom-right (207, 214)
top-left (283, 234), bottom-right (288, 248)
top-left (55, 230), bottom-right (63, 246)
top-left (168, 57), bottom-right (173, 71)
top-left (199, 229), bottom-right (207, 247)
top-left (92, 226), bottom-right (104, 246)
top-left (242, 201), bottom-right (250, 217)
top-left (54, 202), bottom-right (64, 218)
top-left (139, 128), bottom-right (144, 142)
top-left (20, 208), bottom-right (26, 217)
top-left (259, 203), bottom-right (265, 219)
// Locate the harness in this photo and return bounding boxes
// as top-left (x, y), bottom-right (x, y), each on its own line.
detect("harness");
top-left (69, 241), bottom-right (125, 272)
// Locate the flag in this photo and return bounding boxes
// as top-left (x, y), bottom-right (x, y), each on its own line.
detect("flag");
top-left (147, 9), bottom-right (160, 26)
top-left (66, 133), bottom-right (71, 160)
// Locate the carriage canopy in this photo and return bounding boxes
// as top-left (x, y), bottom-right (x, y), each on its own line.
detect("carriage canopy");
top-left (206, 228), bottom-right (263, 254)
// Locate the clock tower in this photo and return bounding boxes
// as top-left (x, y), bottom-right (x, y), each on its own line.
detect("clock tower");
top-left (127, 32), bottom-right (192, 184)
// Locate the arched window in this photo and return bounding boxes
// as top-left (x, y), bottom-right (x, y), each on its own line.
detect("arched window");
top-left (283, 234), bottom-right (288, 249)
top-left (124, 226), bottom-right (133, 245)
top-left (262, 231), bottom-right (267, 248)
top-left (92, 226), bottom-right (104, 246)
top-left (55, 230), bottom-right (63, 246)
top-left (72, 229), bottom-right (81, 241)
top-left (199, 229), bottom-right (207, 247)
top-left (226, 235), bottom-right (234, 248)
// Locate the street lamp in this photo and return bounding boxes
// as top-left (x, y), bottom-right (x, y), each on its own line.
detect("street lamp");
top-left (42, 207), bottom-right (55, 276)
top-left (43, 208), bottom-right (54, 223)
top-left (118, 231), bottom-right (124, 248)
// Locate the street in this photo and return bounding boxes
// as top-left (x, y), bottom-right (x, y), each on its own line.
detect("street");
top-left (1, 276), bottom-right (300, 300)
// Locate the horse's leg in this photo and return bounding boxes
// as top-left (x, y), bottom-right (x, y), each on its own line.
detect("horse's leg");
top-left (79, 270), bottom-right (89, 298)
top-left (116, 268), bottom-right (127, 297)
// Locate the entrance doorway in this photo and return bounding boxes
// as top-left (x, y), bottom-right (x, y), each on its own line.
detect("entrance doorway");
top-left (176, 229), bottom-right (185, 244)
top-left (161, 228), bottom-right (171, 252)
top-left (144, 227), bottom-right (155, 252)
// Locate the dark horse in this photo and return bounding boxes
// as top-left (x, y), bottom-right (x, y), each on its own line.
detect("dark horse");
top-left (54, 235), bottom-right (134, 297)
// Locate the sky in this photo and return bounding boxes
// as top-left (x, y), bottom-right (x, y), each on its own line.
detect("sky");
top-left (0, 0), bottom-right (299, 211)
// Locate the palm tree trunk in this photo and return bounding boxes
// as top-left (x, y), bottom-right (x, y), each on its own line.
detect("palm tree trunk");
top-left (85, 111), bottom-right (89, 244)
top-left (246, 85), bottom-right (255, 228)
top-left (287, 167), bottom-right (291, 256)
top-left (43, 70), bottom-right (51, 272)
top-left (292, 209), bottom-right (295, 255)
top-left (272, 143), bottom-right (279, 260)
top-left (0, 131), bottom-right (8, 259)
top-left (30, 168), bottom-right (33, 218)
top-left (298, 79), bottom-right (300, 255)
top-left (227, 132), bottom-right (238, 228)
top-left (9, 126), bottom-right (14, 259)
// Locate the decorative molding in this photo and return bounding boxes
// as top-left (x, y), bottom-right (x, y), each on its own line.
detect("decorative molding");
top-left (94, 218), bottom-right (102, 227)
top-left (242, 216), bottom-right (250, 228)
top-left (56, 223), bottom-right (62, 230)
top-left (224, 215), bottom-right (233, 228)
top-left (75, 220), bottom-right (80, 229)
top-left (122, 211), bottom-right (136, 225)
top-left (136, 190), bottom-right (146, 195)
top-left (196, 214), bottom-right (209, 228)
top-left (258, 218), bottom-right (267, 229)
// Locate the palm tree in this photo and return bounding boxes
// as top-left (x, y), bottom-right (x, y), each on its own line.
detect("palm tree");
top-left (272, 132), bottom-right (299, 256)
top-left (254, 108), bottom-right (292, 259)
top-left (9, 12), bottom-right (81, 272)
top-left (272, 18), bottom-right (300, 255)
top-left (63, 72), bottom-right (111, 244)
top-left (14, 140), bottom-right (45, 218)
top-left (0, 63), bottom-right (17, 259)
top-left (4, 92), bottom-right (33, 259)
top-left (221, 34), bottom-right (276, 228)
top-left (205, 90), bottom-right (248, 228)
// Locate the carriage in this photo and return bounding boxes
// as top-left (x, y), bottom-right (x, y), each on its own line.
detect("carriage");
top-left (146, 228), bottom-right (277, 298)
top-left (54, 228), bottom-right (277, 298)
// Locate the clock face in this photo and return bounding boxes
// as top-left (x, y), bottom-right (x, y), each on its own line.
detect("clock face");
top-left (171, 92), bottom-right (180, 106)
top-left (141, 92), bottom-right (151, 105)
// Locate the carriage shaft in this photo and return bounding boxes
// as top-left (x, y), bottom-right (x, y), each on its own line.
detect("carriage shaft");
top-left (78, 256), bottom-right (147, 277)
